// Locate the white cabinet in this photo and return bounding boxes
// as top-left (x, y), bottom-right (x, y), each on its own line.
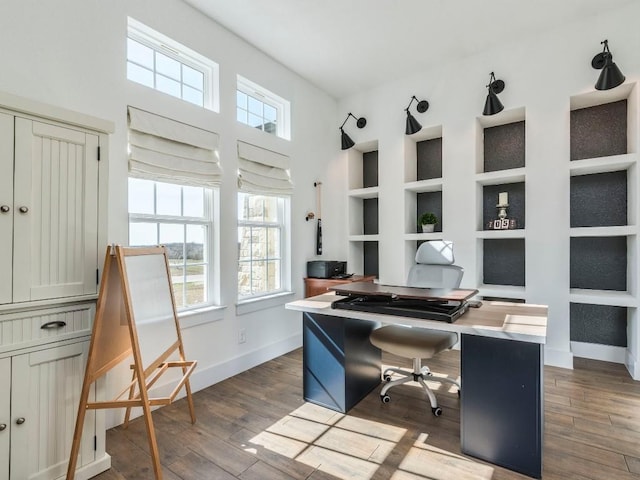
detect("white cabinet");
top-left (0, 114), bottom-right (99, 305)
top-left (8, 341), bottom-right (97, 480)
top-left (0, 96), bottom-right (111, 479)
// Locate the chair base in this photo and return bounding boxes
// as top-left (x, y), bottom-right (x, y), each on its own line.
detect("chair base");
top-left (380, 358), bottom-right (460, 416)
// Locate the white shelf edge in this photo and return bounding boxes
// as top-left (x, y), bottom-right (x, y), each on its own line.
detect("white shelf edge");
top-left (475, 168), bottom-right (526, 185)
top-left (348, 234), bottom-right (380, 242)
top-left (404, 232), bottom-right (446, 241)
top-left (569, 153), bottom-right (638, 176)
top-left (404, 179), bottom-right (443, 193)
top-left (476, 229), bottom-right (526, 239)
top-left (477, 284), bottom-right (527, 299)
top-left (570, 226), bottom-right (637, 237)
top-left (569, 289), bottom-right (637, 307)
top-left (348, 186), bottom-right (379, 199)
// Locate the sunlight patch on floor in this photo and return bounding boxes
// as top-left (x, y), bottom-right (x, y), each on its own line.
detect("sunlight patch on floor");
top-left (247, 403), bottom-right (493, 480)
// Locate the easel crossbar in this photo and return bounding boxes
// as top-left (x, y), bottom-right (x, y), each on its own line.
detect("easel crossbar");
top-left (85, 360), bottom-right (197, 410)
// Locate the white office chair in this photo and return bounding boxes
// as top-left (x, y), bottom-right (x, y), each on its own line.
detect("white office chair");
top-left (369, 240), bottom-right (462, 416)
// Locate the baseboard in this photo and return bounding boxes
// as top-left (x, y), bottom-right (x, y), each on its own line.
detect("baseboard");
top-left (626, 350), bottom-right (639, 380)
top-left (113, 333), bottom-right (302, 426)
top-left (571, 341), bottom-right (626, 364)
top-left (544, 347), bottom-right (573, 369)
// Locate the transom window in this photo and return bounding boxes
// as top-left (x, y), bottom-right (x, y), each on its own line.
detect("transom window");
top-left (129, 178), bottom-right (213, 310)
top-left (237, 75), bottom-right (291, 140)
top-left (127, 18), bottom-right (219, 111)
top-left (237, 193), bottom-right (287, 299)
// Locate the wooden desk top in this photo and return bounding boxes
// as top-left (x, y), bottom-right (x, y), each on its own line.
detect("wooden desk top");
top-left (285, 291), bottom-right (547, 344)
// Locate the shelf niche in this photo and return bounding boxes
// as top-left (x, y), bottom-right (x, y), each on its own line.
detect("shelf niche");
top-left (570, 100), bottom-right (627, 161)
top-left (570, 303), bottom-right (628, 347)
top-left (363, 150), bottom-right (379, 188)
top-left (483, 120), bottom-right (525, 172)
top-left (570, 170), bottom-right (628, 227)
top-left (363, 241), bottom-right (379, 278)
top-left (363, 198), bottom-right (378, 235)
top-left (570, 236), bottom-right (627, 291)
top-left (482, 182), bottom-right (525, 230)
top-left (417, 191), bottom-right (442, 233)
top-left (417, 137), bottom-right (442, 180)
top-left (482, 238), bottom-right (525, 287)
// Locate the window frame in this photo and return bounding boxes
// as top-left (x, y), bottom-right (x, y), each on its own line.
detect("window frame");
top-left (127, 17), bottom-right (220, 111)
top-left (237, 75), bottom-right (291, 140)
top-left (237, 192), bottom-right (291, 301)
top-left (128, 178), bottom-right (218, 312)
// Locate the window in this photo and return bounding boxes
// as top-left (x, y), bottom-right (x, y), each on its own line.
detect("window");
top-left (237, 193), bottom-right (289, 299)
top-left (237, 75), bottom-right (291, 140)
top-left (129, 178), bottom-right (214, 310)
top-left (127, 18), bottom-right (219, 110)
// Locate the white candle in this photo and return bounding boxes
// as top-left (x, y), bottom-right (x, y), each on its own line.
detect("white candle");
top-left (499, 192), bottom-right (508, 205)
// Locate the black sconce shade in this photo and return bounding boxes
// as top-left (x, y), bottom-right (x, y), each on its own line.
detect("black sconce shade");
top-left (405, 96), bottom-right (429, 135)
top-left (592, 39), bottom-right (625, 91)
top-left (483, 72), bottom-right (505, 116)
top-left (339, 113), bottom-right (367, 150)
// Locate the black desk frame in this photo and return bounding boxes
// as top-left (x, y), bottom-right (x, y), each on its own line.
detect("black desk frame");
top-left (302, 311), bottom-right (543, 479)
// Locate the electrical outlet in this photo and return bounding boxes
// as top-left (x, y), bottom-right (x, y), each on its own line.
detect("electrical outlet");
top-left (238, 328), bottom-right (246, 344)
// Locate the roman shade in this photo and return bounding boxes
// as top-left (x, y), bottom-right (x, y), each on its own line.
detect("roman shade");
top-left (237, 140), bottom-right (293, 194)
top-left (128, 106), bottom-right (222, 187)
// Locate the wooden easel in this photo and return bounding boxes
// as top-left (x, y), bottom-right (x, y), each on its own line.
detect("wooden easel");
top-left (67, 245), bottom-right (197, 480)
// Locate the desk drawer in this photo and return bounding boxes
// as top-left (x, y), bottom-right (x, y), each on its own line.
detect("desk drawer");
top-left (0, 303), bottom-right (94, 353)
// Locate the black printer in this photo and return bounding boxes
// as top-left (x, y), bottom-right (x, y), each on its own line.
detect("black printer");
top-left (307, 260), bottom-right (347, 279)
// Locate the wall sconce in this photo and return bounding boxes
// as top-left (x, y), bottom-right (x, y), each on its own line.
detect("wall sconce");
top-left (592, 39), bottom-right (625, 91)
top-left (405, 96), bottom-right (429, 135)
top-left (339, 113), bottom-right (367, 150)
top-left (482, 72), bottom-right (505, 116)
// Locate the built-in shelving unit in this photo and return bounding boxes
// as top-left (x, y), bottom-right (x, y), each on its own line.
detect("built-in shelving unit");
top-left (475, 107), bottom-right (527, 301)
top-left (568, 83), bottom-right (639, 363)
top-left (347, 142), bottom-right (380, 277)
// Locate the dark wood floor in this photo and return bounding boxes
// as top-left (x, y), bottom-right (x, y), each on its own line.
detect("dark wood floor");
top-left (93, 348), bottom-right (640, 480)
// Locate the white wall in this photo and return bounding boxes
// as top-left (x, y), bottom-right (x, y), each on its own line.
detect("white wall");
top-left (0, 0), bottom-right (337, 427)
top-left (334, 3), bottom-right (640, 376)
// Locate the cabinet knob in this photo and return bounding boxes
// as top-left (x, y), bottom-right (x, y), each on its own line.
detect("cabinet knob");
top-left (16, 417), bottom-right (25, 425)
top-left (0, 205), bottom-right (9, 213)
top-left (0, 423), bottom-right (6, 431)
top-left (18, 206), bottom-right (29, 214)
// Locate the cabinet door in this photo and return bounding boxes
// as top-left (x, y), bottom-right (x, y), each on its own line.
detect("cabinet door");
top-left (0, 358), bottom-right (9, 480)
top-left (10, 341), bottom-right (95, 480)
top-left (13, 118), bottom-right (99, 303)
top-left (0, 113), bottom-right (14, 305)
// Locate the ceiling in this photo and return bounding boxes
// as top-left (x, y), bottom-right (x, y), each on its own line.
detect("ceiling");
top-left (183, 0), bottom-right (635, 99)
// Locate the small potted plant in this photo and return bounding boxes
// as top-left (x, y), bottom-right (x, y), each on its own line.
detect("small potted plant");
top-left (419, 212), bottom-right (438, 233)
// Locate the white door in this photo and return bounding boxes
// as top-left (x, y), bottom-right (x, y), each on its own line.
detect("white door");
top-left (0, 357), bottom-right (10, 480)
top-left (0, 113), bottom-right (14, 305)
top-left (10, 341), bottom-right (95, 480)
top-left (13, 118), bottom-right (99, 303)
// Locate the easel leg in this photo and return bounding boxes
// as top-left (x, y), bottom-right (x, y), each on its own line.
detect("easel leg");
top-left (141, 401), bottom-right (163, 480)
top-left (123, 369), bottom-right (137, 428)
top-left (184, 379), bottom-right (196, 424)
top-left (66, 375), bottom-right (93, 480)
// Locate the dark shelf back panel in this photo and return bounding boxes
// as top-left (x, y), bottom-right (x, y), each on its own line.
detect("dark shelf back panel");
top-left (570, 170), bottom-right (627, 227)
top-left (570, 100), bottom-right (627, 161)
top-left (483, 182), bottom-right (525, 229)
top-left (570, 303), bottom-right (627, 347)
top-left (483, 121), bottom-right (525, 172)
top-left (363, 241), bottom-right (379, 278)
top-left (570, 236), bottom-right (627, 291)
top-left (483, 239), bottom-right (525, 287)
top-left (363, 150), bottom-right (379, 188)
top-left (363, 198), bottom-right (379, 235)
top-left (417, 137), bottom-right (442, 180)
top-left (417, 191), bottom-right (443, 233)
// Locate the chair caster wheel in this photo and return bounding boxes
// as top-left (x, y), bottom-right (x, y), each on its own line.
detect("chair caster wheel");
top-left (381, 394), bottom-right (391, 404)
top-left (432, 407), bottom-right (442, 417)
top-left (383, 375), bottom-right (392, 382)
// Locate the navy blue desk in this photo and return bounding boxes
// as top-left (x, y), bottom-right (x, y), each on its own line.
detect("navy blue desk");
top-left (287, 293), bottom-right (547, 479)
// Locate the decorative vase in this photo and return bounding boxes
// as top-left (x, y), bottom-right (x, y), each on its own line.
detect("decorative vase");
top-left (422, 224), bottom-right (435, 233)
